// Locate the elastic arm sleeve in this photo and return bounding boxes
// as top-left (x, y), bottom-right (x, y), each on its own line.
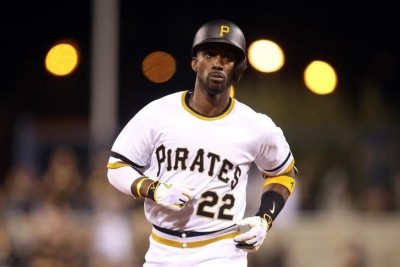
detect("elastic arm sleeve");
top-left (107, 166), bottom-right (143, 197)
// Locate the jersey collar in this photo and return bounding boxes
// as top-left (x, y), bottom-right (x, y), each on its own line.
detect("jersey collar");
top-left (181, 90), bottom-right (235, 120)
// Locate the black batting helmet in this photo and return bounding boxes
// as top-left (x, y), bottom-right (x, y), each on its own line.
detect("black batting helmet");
top-left (192, 19), bottom-right (247, 83)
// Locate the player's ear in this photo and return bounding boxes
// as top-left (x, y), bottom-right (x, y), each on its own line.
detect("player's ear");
top-left (191, 57), bottom-right (198, 72)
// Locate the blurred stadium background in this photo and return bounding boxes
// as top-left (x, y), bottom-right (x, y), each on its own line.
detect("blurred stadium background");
top-left (0, 1), bottom-right (399, 266)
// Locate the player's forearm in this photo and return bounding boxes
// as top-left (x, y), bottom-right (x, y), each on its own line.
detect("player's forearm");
top-left (107, 166), bottom-right (160, 200)
top-left (256, 168), bottom-right (297, 229)
top-left (107, 166), bottom-right (149, 197)
top-left (263, 183), bottom-right (290, 200)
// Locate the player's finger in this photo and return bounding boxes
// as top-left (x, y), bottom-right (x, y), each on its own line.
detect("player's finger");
top-left (242, 236), bottom-right (258, 245)
top-left (234, 232), bottom-right (256, 242)
top-left (235, 242), bottom-right (256, 249)
top-left (234, 240), bottom-right (259, 253)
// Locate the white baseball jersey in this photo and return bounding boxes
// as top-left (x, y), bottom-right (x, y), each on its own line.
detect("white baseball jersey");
top-left (108, 90), bottom-right (294, 232)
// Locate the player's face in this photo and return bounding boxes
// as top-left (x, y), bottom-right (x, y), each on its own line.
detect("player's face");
top-left (192, 43), bottom-right (238, 95)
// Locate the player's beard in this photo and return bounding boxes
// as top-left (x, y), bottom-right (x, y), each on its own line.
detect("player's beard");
top-left (199, 74), bottom-right (231, 96)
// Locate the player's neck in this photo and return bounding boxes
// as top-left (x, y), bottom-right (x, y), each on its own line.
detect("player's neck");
top-left (189, 90), bottom-right (230, 117)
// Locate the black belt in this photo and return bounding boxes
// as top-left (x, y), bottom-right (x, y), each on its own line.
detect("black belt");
top-left (152, 224), bottom-right (236, 238)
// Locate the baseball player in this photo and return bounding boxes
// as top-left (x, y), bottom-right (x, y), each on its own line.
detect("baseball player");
top-left (107, 19), bottom-right (297, 266)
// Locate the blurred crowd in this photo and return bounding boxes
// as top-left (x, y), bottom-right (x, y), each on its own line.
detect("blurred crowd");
top-left (0, 146), bottom-right (149, 267)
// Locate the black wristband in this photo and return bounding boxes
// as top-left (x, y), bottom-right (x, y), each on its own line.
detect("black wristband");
top-left (147, 181), bottom-right (160, 201)
top-left (256, 191), bottom-right (285, 228)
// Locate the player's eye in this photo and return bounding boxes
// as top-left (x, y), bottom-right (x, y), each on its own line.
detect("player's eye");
top-left (203, 50), bottom-right (215, 58)
top-left (223, 54), bottom-right (234, 62)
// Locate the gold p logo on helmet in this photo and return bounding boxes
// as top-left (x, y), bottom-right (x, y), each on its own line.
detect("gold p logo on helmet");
top-left (220, 25), bottom-right (230, 36)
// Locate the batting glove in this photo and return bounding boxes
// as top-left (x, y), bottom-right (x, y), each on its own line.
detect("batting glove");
top-left (234, 216), bottom-right (268, 252)
top-left (154, 182), bottom-right (194, 211)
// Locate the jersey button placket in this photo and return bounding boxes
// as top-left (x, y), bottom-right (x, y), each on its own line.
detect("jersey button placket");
top-left (181, 233), bottom-right (187, 248)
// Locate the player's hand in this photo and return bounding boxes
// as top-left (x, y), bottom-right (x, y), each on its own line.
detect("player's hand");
top-left (234, 216), bottom-right (268, 252)
top-left (154, 182), bottom-right (194, 211)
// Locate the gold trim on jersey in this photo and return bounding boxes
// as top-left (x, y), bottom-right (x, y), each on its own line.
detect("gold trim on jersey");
top-left (107, 161), bottom-right (130, 169)
top-left (261, 159), bottom-right (295, 178)
top-left (151, 230), bottom-right (240, 248)
top-left (181, 91), bottom-right (235, 121)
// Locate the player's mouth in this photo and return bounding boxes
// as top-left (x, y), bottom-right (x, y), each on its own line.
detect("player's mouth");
top-left (208, 71), bottom-right (225, 81)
